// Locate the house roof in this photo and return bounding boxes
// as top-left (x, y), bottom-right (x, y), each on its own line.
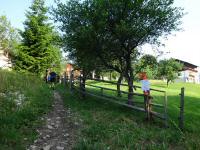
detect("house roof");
top-left (175, 59), bottom-right (198, 69)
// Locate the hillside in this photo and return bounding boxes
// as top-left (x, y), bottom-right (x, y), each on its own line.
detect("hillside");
top-left (0, 70), bottom-right (53, 149)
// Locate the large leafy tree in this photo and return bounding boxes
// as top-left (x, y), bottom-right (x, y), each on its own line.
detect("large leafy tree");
top-left (158, 58), bottom-right (183, 86)
top-left (136, 54), bottom-right (158, 79)
top-left (54, 0), bottom-right (183, 102)
top-left (15, 0), bottom-right (61, 74)
top-left (0, 15), bottom-right (19, 59)
top-left (53, 0), bottom-right (104, 84)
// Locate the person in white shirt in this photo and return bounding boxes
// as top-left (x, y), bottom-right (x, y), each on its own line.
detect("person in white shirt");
top-left (139, 72), bottom-right (150, 95)
top-left (139, 72), bottom-right (153, 120)
top-left (141, 79), bottom-right (150, 94)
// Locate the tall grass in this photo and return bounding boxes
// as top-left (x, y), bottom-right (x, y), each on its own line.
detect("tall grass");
top-left (0, 70), bottom-right (53, 149)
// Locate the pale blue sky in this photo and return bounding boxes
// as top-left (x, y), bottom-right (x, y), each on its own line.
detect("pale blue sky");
top-left (0, 0), bottom-right (200, 66)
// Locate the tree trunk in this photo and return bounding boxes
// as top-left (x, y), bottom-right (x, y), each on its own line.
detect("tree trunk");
top-left (81, 70), bottom-right (86, 98)
top-left (82, 77), bottom-right (86, 98)
top-left (117, 73), bottom-right (123, 97)
top-left (63, 71), bottom-right (67, 87)
top-left (109, 71), bottom-right (112, 81)
top-left (127, 75), bottom-right (134, 104)
top-left (167, 79), bottom-right (169, 87)
top-left (126, 54), bottom-right (134, 105)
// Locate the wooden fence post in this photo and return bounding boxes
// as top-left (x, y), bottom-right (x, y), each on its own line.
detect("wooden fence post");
top-left (144, 94), bottom-right (153, 121)
top-left (70, 70), bottom-right (74, 92)
top-left (64, 71), bottom-right (67, 87)
top-left (100, 88), bottom-right (103, 96)
top-left (117, 82), bottom-right (121, 97)
top-left (164, 91), bottom-right (168, 128)
top-left (66, 74), bottom-right (69, 84)
top-left (144, 95), bottom-right (150, 121)
top-left (79, 73), bottom-right (83, 97)
top-left (179, 87), bottom-right (185, 130)
top-left (79, 73), bottom-right (82, 91)
top-left (147, 95), bottom-right (150, 121)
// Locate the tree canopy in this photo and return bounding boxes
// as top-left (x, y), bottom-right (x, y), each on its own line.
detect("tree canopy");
top-left (158, 58), bottom-right (183, 86)
top-left (53, 0), bottom-right (184, 102)
top-left (136, 54), bottom-right (158, 79)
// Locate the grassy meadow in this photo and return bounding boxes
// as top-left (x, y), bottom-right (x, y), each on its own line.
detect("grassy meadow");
top-left (0, 70), bottom-right (53, 149)
top-left (59, 80), bottom-right (200, 149)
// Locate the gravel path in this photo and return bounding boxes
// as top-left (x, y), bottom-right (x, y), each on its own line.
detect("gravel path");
top-left (27, 91), bottom-right (80, 150)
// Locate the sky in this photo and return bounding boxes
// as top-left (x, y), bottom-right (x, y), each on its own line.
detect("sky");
top-left (0, 0), bottom-right (200, 66)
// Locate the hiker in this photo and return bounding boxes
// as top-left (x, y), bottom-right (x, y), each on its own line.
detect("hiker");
top-left (49, 70), bottom-right (57, 89)
top-left (45, 69), bottom-right (50, 83)
top-left (45, 69), bottom-right (51, 83)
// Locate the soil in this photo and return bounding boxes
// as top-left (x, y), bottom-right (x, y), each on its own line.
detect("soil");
top-left (27, 91), bottom-right (80, 150)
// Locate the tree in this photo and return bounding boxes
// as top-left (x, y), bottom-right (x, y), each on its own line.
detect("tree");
top-left (53, 0), bottom-right (105, 89)
top-left (0, 15), bottom-right (19, 59)
top-left (14, 0), bottom-right (61, 75)
top-left (136, 54), bottom-right (158, 79)
top-left (158, 58), bottom-right (183, 86)
top-left (54, 0), bottom-right (183, 103)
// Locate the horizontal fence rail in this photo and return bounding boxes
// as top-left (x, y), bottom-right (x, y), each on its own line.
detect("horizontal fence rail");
top-left (87, 78), bottom-right (166, 93)
top-left (65, 72), bottom-right (168, 127)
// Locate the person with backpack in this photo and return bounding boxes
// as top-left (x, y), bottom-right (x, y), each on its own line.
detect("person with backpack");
top-left (49, 70), bottom-right (57, 89)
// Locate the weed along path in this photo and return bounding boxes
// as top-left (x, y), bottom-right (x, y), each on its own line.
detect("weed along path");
top-left (28, 91), bottom-right (79, 150)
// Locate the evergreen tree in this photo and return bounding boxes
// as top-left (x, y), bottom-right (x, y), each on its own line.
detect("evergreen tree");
top-left (15, 0), bottom-right (61, 74)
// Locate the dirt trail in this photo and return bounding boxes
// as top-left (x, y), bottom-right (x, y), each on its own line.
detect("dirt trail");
top-left (27, 91), bottom-right (79, 150)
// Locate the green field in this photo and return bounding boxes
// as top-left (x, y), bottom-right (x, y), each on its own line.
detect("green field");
top-left (0, 70), bottom-right (53, 149)
top-left (1, 70), bottom-right (200, 149)
top-left (59, 80), bottom-right (200, 149)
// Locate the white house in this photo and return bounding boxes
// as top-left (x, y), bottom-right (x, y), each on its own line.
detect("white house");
top-left (175, 59), bottom-right (199, 84)
top-left (0, 50), bottom-right (12, 69)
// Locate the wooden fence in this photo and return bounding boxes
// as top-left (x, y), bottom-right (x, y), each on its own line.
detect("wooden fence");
top-left (63, 70), bottom-right (170, 127)
top-left (62, 70), bottom-right (186, 129)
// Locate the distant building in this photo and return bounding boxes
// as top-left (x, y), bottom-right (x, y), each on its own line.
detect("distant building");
top-left (175, 59), bottom-right (199, 84)
top-left (65, 63), bottom-right (80, 77)
top-left (66, 63), bottom-right (73, 77)
top-left (0, 50), bottom-right (12, 69)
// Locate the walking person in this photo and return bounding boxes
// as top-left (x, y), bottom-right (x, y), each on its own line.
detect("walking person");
top-left (49, 70), bottom-right (57, 89)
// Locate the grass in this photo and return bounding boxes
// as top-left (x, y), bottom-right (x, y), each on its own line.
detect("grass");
top-left (0, 70), bottom-right (53, 150)
top-left (58, 80), bottom-right (200, 149)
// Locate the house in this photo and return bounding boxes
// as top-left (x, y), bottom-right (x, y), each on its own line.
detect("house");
top-left (65, 63), bottom-right (80, 78)
top-left (66, 63), bottom-right (73, 77)
top-left (175, 59), bottom-right (199, 84)
top-left (0, 50), bottom-right (12, 69)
